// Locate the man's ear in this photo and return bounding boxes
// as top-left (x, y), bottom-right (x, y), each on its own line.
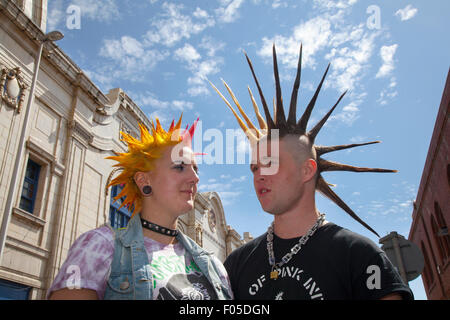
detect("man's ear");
top-left (302, 159), bottom-right (318, 182)
top-left (134, 171), bottom-right (151, 189)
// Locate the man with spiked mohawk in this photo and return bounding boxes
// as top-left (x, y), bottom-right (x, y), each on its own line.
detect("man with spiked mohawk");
top-left (212, 44), bottom-right (413, 300)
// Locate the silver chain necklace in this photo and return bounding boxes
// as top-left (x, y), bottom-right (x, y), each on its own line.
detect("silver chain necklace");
top-left (267, 213), bottom-right (325, 280)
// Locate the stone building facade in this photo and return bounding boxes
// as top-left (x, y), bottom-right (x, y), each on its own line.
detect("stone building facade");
top-left (0, 0), bottom-right (249, 299)
top-left (408, 69), bottom-right (450, 300)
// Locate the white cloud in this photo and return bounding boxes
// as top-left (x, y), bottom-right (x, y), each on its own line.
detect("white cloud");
top-left (180, 38), bottom-right (226, 95)
top-left (193, 7), bottom-right (209, 19)
top-left (98, 36), bottom-right (167, 81)
top-left (377, 87), bottom-right (398, 106)
top-left (172, 100), bottom-right (194, 111)
top-left (135, 92), bottom-right (194, 114)
top-left (215, 191), bottom-right (243, 206)
top-left (272, 0), bottom-right (288, 9)
top-left (377, 76), bottom-right (398, 106)
top-left (255, 2), bottom-right (386, 128)
top-left (329, 101), bottom-right (360, 126)
top-left (46, 0), bottom-right (64, 31)
top-left (100, 36), bottom-right (144, 60)
top-left (148, 110), bottom-right (171, 125)
top-left (231, 175), bottom-right (247, 182)
top-left (175, 45), bottom-right (224, 97)
top-left (72, 0), bottom-right (120, 22)
top-left (376, 44), bottom-right (398, 78)
top-left (199, 37), bottom-right (226, 57)
top-left (389, 77), bottom-right (397, 88)
top-left (258, 15), bottom-right (332, 69)
top-left (215, 0), bottom-right (245, 23)
top-left (326, 30), bottom-right (377, 93)
top-left (198, 175), bottom-right (244, 206)
top-left (83, 68), bottom-right (114, 91)
top-left (188, 86), bottom-right (210, 96)
top-left (256, 8), bottom-right (378, 128)
top-left (313, 0), bottom-right (358, 10)
top-left (174, 44), bottom-right (202, 63)
top-left (145, 2), bottom-right (215, 47)
top-left (349, 135), bottom-right (367, 143)
top-left (395, 5), bottom-right (418, 21)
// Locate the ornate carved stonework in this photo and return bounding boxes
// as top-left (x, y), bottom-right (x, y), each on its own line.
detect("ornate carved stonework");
top-left (94, 88), bottom-right (125, 125)
top-left (1, 67), bottom-right (27, 113)
top-left (208, 208), bottom-right (217, 233)
top-left (119, 121), bottom-right (138, 145)
top-left (195, 224), bottom-right (203, 247)
top-left (69, 120), bottom-right (94, 146)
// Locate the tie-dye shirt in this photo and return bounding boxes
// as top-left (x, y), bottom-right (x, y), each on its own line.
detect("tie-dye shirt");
top-left (47, 226), bottom-right (230, 300)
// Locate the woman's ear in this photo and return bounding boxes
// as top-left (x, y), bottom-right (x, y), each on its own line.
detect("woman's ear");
top-left (134, 171), bottom-right (150, 189)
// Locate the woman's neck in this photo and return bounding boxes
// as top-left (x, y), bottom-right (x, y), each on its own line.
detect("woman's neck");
top-left (140, 206), bottom-right (179, 245)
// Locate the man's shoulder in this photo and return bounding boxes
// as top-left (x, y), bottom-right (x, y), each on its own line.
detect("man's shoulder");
top-left (226, 233), bottom-right (267, 261)
top-left (320, 223), bottom-right (383, 254)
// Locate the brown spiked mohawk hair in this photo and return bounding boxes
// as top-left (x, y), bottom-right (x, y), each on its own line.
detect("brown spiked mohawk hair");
top-left (210, 44), bottom-right (397, 237)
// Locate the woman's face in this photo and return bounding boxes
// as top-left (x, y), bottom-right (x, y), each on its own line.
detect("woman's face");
top-left (146, 144), bottom-right (199, 216)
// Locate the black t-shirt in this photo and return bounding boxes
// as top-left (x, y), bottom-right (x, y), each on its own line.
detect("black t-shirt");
top-left (224, 222), bottom-right (414, 300)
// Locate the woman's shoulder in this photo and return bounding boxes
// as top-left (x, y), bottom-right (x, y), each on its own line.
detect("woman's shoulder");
top-left (73, 225), bottom-right (115, 248)
top-left (47, 225), bottom-right (117, 299)
top-left (64, 225), bottom-right (116, 264)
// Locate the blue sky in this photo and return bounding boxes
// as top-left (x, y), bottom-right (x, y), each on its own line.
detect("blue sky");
top-left (46, 0), bottom-right (450, 300)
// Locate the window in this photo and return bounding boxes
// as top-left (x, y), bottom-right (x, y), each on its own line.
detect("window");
top-left (421, 242), bottom-right (434, 287)
top-left (0, 279), bottom-right (30, 300)
top-left (19, 159), bottom-right (41, 214)
top-left (109, 185), bottom-right (132, 229)
top-left (431, 216), bottom-right (445, 264)
top-left (434, 202), bottom-right (450, 261)
top-left (447, 164), bottom-right (450, 188)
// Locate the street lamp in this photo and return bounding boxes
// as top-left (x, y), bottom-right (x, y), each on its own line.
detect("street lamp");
top-left (0, 30), bottom-right (64, 263)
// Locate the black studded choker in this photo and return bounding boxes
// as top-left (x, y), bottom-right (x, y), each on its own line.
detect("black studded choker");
top-left (140, 218), bottom-right (179, 237)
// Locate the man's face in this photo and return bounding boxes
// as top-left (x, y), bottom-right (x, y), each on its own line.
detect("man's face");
top-left (250, 137), bottom-right (308, 215)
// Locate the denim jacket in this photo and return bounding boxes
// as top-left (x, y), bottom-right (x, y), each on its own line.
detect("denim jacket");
top-left (103, 214), bottom-right (233, 300)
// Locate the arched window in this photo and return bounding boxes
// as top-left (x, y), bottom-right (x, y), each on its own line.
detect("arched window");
top-left (109, 185), bottom-right (132, 229)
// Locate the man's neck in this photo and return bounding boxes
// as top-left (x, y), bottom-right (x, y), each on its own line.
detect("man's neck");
top-left (272, 206), bottom-right (324, 239)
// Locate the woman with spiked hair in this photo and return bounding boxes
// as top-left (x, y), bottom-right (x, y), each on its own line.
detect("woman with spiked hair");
top-left (211, 44), bottom-right (413, 300)
top-left (48, 116), bottom-right (233, 300)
